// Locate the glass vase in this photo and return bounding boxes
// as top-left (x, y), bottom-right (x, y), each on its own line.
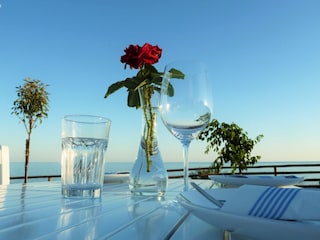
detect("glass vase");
top-left (129, 86), bottom-right (168, 197)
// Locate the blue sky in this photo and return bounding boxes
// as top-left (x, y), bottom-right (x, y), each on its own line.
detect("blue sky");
top-left (0, 0), bottom-right (319, 164)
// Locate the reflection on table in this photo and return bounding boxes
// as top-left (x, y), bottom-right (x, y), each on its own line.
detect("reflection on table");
top-left (0, 179), bottom-right (255, 239)
top-left (9, 178), bottom-right (320, 240)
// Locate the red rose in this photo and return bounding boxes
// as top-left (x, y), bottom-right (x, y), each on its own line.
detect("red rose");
top-left (138, 43), bottom-right (162, 65)
top-left (120, 43), bottom-right (162, 69)
top-left (120, 44), bottom-right (143, 69)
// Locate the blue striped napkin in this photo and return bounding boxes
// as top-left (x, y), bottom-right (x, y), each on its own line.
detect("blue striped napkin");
top-left (220, 185), bottom-right (320, 221)
top-left (248, 187), bottom-right (301, 219)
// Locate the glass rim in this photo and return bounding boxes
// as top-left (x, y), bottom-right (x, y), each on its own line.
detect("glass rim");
top-left (63, 114), bottom-right (111, 124)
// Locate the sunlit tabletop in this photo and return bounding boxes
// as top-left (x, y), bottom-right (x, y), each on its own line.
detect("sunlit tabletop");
top-left (0, 180), bottom-right (249, 240)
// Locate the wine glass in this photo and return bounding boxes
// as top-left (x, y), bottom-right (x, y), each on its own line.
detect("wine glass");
top-left (159, 60), bottom-right (212, 191)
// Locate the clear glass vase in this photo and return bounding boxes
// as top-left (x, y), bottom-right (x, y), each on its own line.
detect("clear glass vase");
top-left (129, 86), bottom-right (168, 197)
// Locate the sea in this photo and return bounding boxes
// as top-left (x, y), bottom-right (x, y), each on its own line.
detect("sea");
top-left (9, 161), bottom-right (320, 184)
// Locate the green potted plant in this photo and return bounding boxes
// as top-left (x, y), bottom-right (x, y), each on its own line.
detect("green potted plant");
top-left (198, 119), bottom-right (263, 174)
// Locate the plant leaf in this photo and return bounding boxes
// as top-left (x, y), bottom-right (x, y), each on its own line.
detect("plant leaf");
top-left (104, 81), bottom-right (125, 98)
top-left (144, 64), bottom-right (158, 73)
top-left (169, 68), bottom-right (185, 79)
top-left (127, 89), bottom-right (141, 108)
top-left (167, 82), bottom-right (174, 96)
top-left (150, 72), bottom-right (163, 85)
top-left (123, 77), bottom-right (141, 89)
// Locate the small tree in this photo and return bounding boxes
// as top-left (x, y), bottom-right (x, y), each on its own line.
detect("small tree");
top-left (198, 119), bottom-right (263, 174)
top-left (12, 78), bottom-right (49, 183)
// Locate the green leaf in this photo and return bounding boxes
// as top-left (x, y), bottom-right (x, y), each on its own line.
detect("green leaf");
top-left (104, 81), bottom-right (125, 98)
top-left (166, 82), bottom-right (174, 97)
top-left (127, 90), bottom-right (141, 108)
top-left (123, 77), bottom-right (142, 89)
top-left (150, 72), bottom-right (163, 85)
top-left (169, 68), bottom-right (185, 79)
top-left (145, 64), bottom-right (158, 73)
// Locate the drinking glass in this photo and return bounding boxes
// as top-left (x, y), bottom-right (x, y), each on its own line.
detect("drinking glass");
top-left (61, 114), bottom-right (111, 198)
top-left (160, 60), bottom-right (212, 191)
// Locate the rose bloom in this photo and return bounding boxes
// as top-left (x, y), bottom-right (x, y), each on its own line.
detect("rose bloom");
top-left (120, 44), bottom-right (142, 69)
top-left (139, 43), bottom-right (162, 65)
top-left (121, 43), bottom-right (162, 69)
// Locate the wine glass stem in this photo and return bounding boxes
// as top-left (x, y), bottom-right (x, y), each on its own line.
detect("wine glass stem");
top-left (182, 141), bottom-right (191, 191)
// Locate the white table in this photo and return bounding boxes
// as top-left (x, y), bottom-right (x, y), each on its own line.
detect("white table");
top-left (0, 180), bottom-right (250, 240)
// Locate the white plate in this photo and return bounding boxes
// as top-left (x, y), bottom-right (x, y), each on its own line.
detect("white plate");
top-left (208, 175), bottom-right (304, 187)
top-left (104, 172), bottom-right (130, 183)
top-left (178, 188), bottom-right (320, 240)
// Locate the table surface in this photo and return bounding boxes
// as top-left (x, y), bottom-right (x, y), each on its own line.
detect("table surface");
top-left (0, 179), bottom-right (254, 240)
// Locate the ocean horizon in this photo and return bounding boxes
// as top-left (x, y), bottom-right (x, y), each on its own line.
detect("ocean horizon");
top-left (9, 160), bottom-right (320, 184)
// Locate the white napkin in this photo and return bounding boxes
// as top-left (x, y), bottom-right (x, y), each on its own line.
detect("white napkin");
top-left (221, 185), bottom-right (320, 221)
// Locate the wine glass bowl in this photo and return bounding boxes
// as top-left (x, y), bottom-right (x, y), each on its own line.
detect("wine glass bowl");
top-left (160, 60), bottom-right (212, 191)
top-left (161, 105), bottom-right (211, 142)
